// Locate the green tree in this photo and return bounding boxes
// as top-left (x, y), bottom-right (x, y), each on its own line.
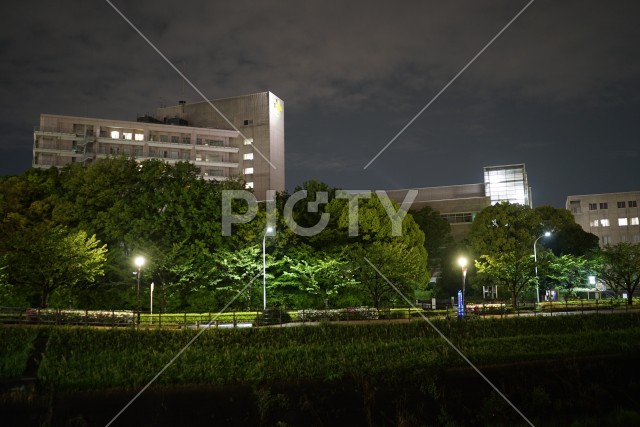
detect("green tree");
top-left (535, 205), bottom-right (599, 256)
top-left (277, 249), bottom-right (355, 309)
top-left (326, 194), bottom-right (430, 308)
top-left (469, 202), bottom-right (542, 305)
top-left (5, 224), bottom-right (107, 307)
top-left (546, 253), bottom-right (596, 297)
top-left (411, 206), bottom-right (453, 271)
top-left (596, 243), bottom-right (640, 305)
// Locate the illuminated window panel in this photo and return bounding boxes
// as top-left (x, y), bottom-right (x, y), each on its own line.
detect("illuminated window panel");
top-left (600, 219), bottom-right (610, 227)
top-left (619, 218), bottom-right (628, 226)
top-left (243, 153), bottom-right (254, 160)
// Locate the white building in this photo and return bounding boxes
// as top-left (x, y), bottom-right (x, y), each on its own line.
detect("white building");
top-left (566, 191), bottom-right (640, 246)
top-left (33, 91), bottom-right (285, 201)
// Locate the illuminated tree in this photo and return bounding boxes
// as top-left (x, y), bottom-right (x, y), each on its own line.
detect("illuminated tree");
top-left (596, 243), bottom-right (640, 305)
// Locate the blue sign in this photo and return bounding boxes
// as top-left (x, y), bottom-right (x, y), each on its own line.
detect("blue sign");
top-left (457, 290), bottom-right (464, 318)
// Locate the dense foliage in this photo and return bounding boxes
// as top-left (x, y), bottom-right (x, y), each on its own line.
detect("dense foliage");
top-left (0, 313), bottom-right (637, 390)
top-left (0, 162), bottom-right (429, 310)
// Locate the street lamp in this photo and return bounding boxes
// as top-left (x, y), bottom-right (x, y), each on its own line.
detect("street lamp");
top-left (150, 282), bottom-right (155, 324)
top-left (134, 256), bottom-right (145, 324)
top-left (458, 257), bottom-right (468, 317)
top-left (533, 231), bottom-right (551, 303)
top-left (262, 226), bottom-right (274, 311)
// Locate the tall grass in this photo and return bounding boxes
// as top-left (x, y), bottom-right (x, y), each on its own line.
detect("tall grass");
top-left (0, 326), bottom-right (39, 377)
top-left (21, 313), bottom-right (640, 391)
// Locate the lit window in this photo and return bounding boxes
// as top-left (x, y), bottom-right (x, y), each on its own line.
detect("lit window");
top-left (123, 132), bottom-right (133, 140)
top-left (619, 218), bottom-right (628, 226)
top-left (590, 220), bottom-right (599, 227)
top-left (134, 134), bottom-right (144, 141)
top-left (110, 131), bottom-right (120, 139)
top-left (599, 202), bottom-right (608, 209)
top-left (243, 153), bottom-right (254, 160)
top-left (617, 201), bottom-right (626, 208)
top-left (631, 217), bottom-right (639, 225)
top-left (243, 167), bottom-right (254, 175)
top-left (600, 219), bottom-right (610, 227)
top-left (246, 181), bottom-right (254, 189)
top-left (244, 138), bottom-right (253, 145)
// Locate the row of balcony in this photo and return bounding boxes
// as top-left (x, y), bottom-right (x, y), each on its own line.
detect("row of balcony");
top-left (35, 127), bottom-right (237, 150)
top-left (36, 135), bottom-right (237, 153)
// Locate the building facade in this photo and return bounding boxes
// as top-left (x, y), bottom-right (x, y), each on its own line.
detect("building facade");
top-left (385, 184), bottom-right (490, 241)
top-left (566, 191), bottom-right (640, 246)
top-left (156, 92), bottom-right (285, 201)
top-left (483, 163), bottom-right (532, 207)
top-left (33, 91), bottom-right (285, 201)
top-left (384, 163), bottom-right (532, 241)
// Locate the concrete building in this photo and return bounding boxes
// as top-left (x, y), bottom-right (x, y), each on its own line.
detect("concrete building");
top-left (484, 163), bottom-right (532, 207)
top-left (566, 191), bottom-right (640, 246)
top-left (385, 163), bottom-right (532, 241)
top-left (156, 92), bottom-right (284, 201)
top-left (385, 184), bottom-right (490, 241)
top-left (33, 91), bottom-right (285, 201)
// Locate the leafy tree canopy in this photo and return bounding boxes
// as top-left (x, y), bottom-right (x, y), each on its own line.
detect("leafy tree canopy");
top-left (596, 243), bottom-right (640, 305)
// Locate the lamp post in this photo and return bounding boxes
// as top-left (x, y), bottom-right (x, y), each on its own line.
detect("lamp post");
top-left (150, 282), bottom-right (154, 324)
top-left (533, 231), bottom-right (551, 303)
top-left (262, 226), bottom-right (274, 311)
top-left (458, 257), bottom-right (468, 317)
top-left (134, 256), bottom-right (145, 324)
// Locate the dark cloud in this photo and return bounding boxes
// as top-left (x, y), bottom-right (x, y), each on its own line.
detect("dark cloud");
top-left (1, 0), bottom-right (639, 206)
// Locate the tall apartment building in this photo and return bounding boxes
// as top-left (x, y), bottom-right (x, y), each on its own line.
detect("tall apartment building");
top-left (566, 191), bottom-right (640, 246)
top-left (32, 91), bottom-right (285, 201)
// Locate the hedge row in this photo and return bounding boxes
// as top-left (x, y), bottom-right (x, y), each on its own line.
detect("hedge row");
top-left (2, 313), bottom-right (639, 391)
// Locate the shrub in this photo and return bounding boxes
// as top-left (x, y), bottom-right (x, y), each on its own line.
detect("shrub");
top-left (297, 307), bottom-right (378, 321)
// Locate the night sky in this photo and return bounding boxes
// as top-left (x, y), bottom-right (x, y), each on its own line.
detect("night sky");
top-left (2, 0), bottom-right (639, 208)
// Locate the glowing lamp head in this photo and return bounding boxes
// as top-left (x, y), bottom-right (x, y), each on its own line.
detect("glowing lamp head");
top-left (458, 257), bottom-right (468, 269)
top-left (134, 256), bottom-right (145, 268)
top-left (544, 231), bottom-right (552, 237)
